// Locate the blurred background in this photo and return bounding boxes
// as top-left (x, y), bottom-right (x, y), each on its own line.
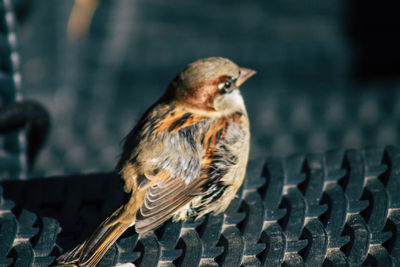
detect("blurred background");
top-left (13, 0), bottom-right (400, 175)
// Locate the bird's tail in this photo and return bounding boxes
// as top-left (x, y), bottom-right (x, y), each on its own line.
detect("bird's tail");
top-left (56, 206), bottom-right (132, 267)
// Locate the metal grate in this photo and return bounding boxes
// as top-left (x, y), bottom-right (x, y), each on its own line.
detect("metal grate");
top-left (1, 146), bottom-right (400, 266)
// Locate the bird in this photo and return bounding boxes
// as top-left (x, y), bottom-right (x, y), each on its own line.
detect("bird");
top-left (56, 57), bottom-right (255, 266)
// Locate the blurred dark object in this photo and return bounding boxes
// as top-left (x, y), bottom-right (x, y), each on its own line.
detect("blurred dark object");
top-left (0, 100), bottom-right (50, 169)
top-left (0, 0), bottom-right (27, 180)
top-left (347, 0), bottom-right (400, 81)
top-left (11, 0), bottom-right (33, 22)
top-left (1, 147), bottom-right (400, 266)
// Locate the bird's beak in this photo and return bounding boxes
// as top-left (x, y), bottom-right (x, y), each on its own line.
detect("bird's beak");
top-left (236, 67), bottom-right (256, 87)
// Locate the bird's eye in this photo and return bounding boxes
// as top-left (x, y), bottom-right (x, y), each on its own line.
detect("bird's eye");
top-left (218, 80), bottom-right (234, 93)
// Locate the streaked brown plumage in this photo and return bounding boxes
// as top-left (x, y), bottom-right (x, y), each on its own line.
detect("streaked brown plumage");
top-left (56, 57), bottom-right (255, 266)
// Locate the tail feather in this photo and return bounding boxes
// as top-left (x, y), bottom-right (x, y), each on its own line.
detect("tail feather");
top-left (57, 207), bottom-right (132, 267)
top-left (56, 241), bottom-right (85, 264)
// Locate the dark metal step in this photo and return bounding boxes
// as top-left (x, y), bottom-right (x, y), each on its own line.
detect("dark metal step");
top-left (1, 146), bottom-right (399, 266)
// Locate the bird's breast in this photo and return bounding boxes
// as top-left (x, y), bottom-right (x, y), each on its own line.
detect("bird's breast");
top-left (174, 112), bottom-right (250, 219)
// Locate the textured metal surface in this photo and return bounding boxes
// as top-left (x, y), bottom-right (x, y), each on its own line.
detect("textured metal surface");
top-left (1, 146), bottom-right (400, 266)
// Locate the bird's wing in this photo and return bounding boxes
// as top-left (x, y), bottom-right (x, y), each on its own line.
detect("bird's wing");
top-left (134, 175), bottom-right (206, 233)
top-left (118, 104), bottom-right (209, 191)
top-left (132, 113), bottom-right (246, 233)
top-left (117, 104), bottom-right (212, 232)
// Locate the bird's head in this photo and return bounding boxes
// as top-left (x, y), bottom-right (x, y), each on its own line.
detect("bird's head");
top-left (163, 57), bottom-right (256, 115)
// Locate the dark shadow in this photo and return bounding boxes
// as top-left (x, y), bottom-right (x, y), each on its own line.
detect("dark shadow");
top-left (1, 172), bottom-right (127, 251)
top-left (346, 0), bottom-right (400, 81)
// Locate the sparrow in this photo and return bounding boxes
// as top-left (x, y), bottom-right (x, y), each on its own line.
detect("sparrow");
top-left (56, 57), bottom-right (255, 266)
